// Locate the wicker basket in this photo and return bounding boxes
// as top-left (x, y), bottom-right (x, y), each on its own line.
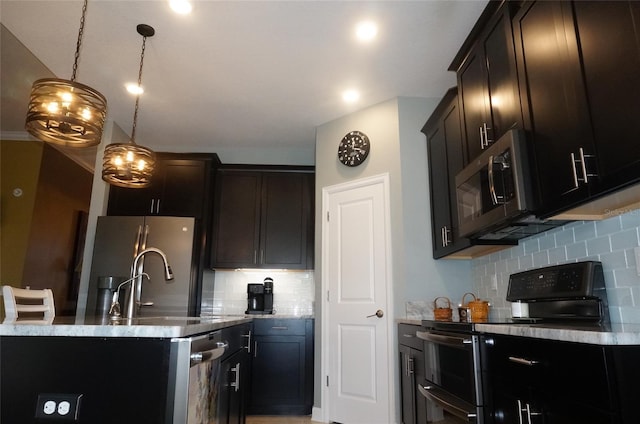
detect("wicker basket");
top-left (433, 297), bottom-right (453, 321)
top-left (462, 292), bottom-right (489, 322)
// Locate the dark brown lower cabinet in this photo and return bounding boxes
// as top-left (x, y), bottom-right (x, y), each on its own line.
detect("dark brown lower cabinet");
top-left (485, 334), bottom-right (640, 424)
top-left (248, 318), bottom-right (314, 415)
top-left (398, 324), bottom-right (427, 424)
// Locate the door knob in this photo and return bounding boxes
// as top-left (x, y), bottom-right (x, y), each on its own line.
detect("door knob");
top-left (367, 309), bottom-right (384, 318)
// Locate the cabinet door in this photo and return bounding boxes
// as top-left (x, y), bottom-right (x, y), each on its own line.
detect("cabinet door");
top-left (423, 88), bottom-right (471, 259)
top-left (513, 1), bottom-right (595, 215)
top-left (260, 172), bottom-right (313, 269)
top-left (457, 4), bottom-right (521, 163)
top-left (250, 334), bottom-right (307, 414)
top-left (399, 345), bottom-right (416, 424)
top-left (222, 349), bottom-right (251, 424)
top-left (156, 159), bottom-right (207, 218)
top-left (458, 51), bottom-right (489, 162)
top-left (573, 1), bottom-right (640, 193)
top-left (211, 169), bottom-right (314, 269)
top-left (483, 7), bottom-right (521, 143)
top-left (107, 155), bottom-right (212, 218)
top-left (211, 171), bottom-right (262, 268)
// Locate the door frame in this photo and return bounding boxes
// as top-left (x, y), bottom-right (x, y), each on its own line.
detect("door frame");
top-left (319, 173), bottom-right (396, 423)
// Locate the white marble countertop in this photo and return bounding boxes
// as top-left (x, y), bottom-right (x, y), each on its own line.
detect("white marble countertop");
top-left (475, 322), bottom-right (640, 346)
top-left (0, 314), bottom-right (315, 339)
top-left (0, 315), bottom-right (252, 338)
top-left (396, 318), bottom-right (640, 346)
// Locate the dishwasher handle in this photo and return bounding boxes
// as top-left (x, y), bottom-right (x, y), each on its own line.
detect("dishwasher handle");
top-left (190, 341), bottom-right (228, 366)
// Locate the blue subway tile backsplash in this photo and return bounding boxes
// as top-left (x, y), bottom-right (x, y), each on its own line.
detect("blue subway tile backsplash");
top-left (472, 209), bottom-right (640, 323)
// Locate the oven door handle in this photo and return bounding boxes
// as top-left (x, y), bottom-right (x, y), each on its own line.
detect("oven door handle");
top-left (418, 384), bottom-right (477, 422)
top-left (416, 330), bottom-right (472, 347)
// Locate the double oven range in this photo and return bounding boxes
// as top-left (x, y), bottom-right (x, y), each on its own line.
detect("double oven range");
top-left (416, 261), bottom-right (610, 423)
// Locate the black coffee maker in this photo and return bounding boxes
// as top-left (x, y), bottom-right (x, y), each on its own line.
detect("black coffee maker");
top-left (246, 277), bottom-right (274, 314)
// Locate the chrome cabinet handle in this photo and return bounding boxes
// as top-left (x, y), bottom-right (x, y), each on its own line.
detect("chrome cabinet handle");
top-left (156, 198), bottom-right (161, 214)
top-left (242, 330), bottom-right (252, 353)
top-left (517, 399), bottom-right (525, 424)
top-left (271, 326), bottom-right (288, 330)
top-left (366, 309), bottom-right (384, 318)
top-left (231, 362), bottom-right (241, 392)
top-left (526, 403), bottom-right (542, 423)
top-left (508, 356), bottom-right (540, 366)
top-left (570, 152), bottom-right (580, 188)
top-left (150, 199), bottom-right (155, 214)
top-left (441, 226), bottom-right (451, 247)
top-left (408, 357), bottom-right (414, 375)
top-left (479, 125), bottom-right (485, 150)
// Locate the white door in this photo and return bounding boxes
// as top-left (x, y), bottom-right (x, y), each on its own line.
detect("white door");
top-left (324, 174), bottom-right (393, 424)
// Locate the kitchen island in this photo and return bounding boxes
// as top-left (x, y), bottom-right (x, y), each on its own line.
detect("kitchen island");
top-left (0, 315), bottom-right (252, 424)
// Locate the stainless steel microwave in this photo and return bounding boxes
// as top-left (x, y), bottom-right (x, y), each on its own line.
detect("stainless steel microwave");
top-left (455, 129), bottom-right (558, 241)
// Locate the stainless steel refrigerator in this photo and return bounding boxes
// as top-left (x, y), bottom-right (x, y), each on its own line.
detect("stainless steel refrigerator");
top-left (86, 216), bottom-right (200, 318)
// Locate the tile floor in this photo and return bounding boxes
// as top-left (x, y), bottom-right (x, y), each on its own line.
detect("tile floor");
top-left (246, 416), bottom-right (318, 424)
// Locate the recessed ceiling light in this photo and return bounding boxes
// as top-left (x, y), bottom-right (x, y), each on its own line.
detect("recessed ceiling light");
top-left (355, 21), bottom-right (378, 42)
top-left (126, 83), bottom-right (144, 95)
top-left (342, 89), bottom-right (360, 103)
top-left (169, 0), bottom-right (192, 15)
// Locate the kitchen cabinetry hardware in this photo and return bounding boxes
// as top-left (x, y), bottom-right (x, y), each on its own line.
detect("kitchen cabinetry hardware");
top-left (271, 326), bottom-right (289, 330)
top-left (231, 363), bottom-right (241, 392)
top-left (366, 309), bottom-right (384, 318)
top-left (508, 356), bottom-right (539, 366)
top-left (517, 400), bottom-right (542, 424)
top-left (480, 122), bottom-right (493, 150)
top-left (242, 330), bottom-right (252, 353)
top-left (441, 226), bottom-right (452, 247)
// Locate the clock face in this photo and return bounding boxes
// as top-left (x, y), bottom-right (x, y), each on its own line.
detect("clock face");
top-left (337, 131), bottom-right (371, 167)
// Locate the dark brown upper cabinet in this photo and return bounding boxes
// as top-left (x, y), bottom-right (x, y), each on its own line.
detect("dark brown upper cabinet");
top-left (107, 153), bottom-right (219, 219)
top-left (513, 0), bottom-right (640, 217)
top-left (210, 166), bottom-right (314, 270)
top-left (450, 1), bottom-right (523, 164)
top-left (422, 88), bottom-right (471, 258)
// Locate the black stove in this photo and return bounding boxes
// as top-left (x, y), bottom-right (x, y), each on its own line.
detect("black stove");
top-left (422, 261), bottom-right (610, 332)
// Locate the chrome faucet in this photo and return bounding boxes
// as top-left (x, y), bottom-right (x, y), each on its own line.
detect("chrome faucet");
top-left (123, 247), bottom-right (174, 319)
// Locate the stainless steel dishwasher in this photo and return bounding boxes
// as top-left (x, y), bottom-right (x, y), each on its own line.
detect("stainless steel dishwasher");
top-left (167, 331), bottom-right (228, 424)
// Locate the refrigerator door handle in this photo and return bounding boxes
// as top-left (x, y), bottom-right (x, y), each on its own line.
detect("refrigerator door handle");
top-left (134, 225), bottom-right (143, 257)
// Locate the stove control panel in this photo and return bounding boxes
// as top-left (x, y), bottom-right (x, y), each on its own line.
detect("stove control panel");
top-left (506, 261), bottom-right (605, 302)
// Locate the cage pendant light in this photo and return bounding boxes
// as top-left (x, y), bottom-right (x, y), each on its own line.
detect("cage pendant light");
top-left (25, 0), bottom-right (107, 147)
top-left (102, 24), bottom-right (157, 189)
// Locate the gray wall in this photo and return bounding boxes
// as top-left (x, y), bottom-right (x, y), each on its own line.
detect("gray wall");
top-left (313, 96), bottom-right (474, 418)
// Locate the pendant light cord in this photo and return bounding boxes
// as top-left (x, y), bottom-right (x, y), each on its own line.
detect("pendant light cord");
top-left (130, 35), bottom-right (148, 144)
top-left (71, 0), bottom-right (88, 82)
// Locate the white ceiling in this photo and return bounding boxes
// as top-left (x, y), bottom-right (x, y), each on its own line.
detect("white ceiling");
top-left (0, 0), bottom-right (487, 164)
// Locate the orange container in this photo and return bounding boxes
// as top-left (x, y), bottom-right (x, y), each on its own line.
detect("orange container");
top-left (433, 297), bottom-right (453, 321)
top-left (461, 292), bottom-right (490, 322)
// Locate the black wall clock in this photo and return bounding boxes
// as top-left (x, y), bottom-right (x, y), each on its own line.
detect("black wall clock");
top-left (337, 130), bottom-right (371, 167)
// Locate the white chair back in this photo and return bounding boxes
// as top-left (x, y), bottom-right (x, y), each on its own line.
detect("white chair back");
top-left (2, 285), bottom-right (55, 324)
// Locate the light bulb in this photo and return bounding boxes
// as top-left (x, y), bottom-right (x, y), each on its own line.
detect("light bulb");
top-left (137, 160), bottom-right (146, 170)
top-left (126, 151), bottom-right (134, 162)
top-left (81, 108), bottom-right (92, 120)
top-left (47, 102), bottom-right (60, 113)
top-left (114, 156), bottom-right (123, 167)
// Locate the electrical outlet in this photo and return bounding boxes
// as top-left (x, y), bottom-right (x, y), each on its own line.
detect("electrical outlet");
top-left (35, 394), bottom-right (82, 421)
